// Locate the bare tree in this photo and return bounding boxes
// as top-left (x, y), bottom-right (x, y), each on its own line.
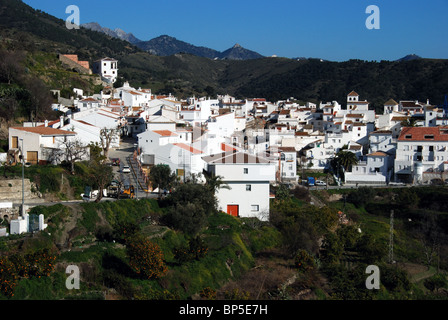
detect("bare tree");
top-left (89, 159), bottom-right (114, 202)
top-left (0, 49), bottom-right (24, 85)
top-left (54, 138), bottom-right (89, 174)
top-left (417, 214), bottom-right (442, 269)
top-left (100, 127), bottom-right (118, 161)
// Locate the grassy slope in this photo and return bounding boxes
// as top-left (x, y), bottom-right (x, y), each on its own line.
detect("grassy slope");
top-left (3, 200), bottom-right (280, 300)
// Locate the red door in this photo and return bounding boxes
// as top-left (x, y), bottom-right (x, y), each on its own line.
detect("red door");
top-left (227, 205), bottom-right (239, 217)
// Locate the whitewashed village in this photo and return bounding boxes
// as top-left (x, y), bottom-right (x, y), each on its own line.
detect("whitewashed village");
top-left (4, 53), bottom-right (448, 231)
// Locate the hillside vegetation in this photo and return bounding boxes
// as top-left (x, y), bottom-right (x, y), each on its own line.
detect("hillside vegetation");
top-left (1, 169), bottom-right (447, 300)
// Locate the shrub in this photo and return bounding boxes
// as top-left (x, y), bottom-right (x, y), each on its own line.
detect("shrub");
top-left (424, 274), bottom-right (447, 293)
top-left (224, 288), bottom-right (250, 300)
top-left (347, 187), bottom-right (376, 208)
top-left (173, 236), bottom-right (208, 263)
top-left (294, 249), bottom-right (316, 272)
top-left (39, 171), bottom-right (60, 193)
top-left (199, 287), bottom-right (216, 300)
top-left (126, 235), bottom-right (168, 280)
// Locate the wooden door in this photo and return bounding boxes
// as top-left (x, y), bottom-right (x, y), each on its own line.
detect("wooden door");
top-left (27, 151), bottom-right (38, 165)
top-left (11, 137), bottom-right (18, 149)
top-left (227, 205), bottom-right (239, 218)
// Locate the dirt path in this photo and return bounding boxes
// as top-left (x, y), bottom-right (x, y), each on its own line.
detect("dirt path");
top-left (397, 262), bottom-right (437, 283)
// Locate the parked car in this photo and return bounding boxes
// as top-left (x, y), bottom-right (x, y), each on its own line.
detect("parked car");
top-left (122, 166), bottom-right (131, 173)
top-left (110, 158), bottom-right (120, 166)
top-left (315, 180), bottom-right (326, 186)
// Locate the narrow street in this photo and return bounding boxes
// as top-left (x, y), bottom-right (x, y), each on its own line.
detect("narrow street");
top-left (109, 137), bottom-right (157, 200)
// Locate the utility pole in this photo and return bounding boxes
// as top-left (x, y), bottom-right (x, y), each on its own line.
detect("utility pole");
top-left (389, 210), bottom-right (394, 264)
top-left (20, 139), bottom-right (24, 216)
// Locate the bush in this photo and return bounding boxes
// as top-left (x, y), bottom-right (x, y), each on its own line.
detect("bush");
top-left (126, 235), bottom-right (168, 280)
top-left (173, 236), bottom-right (208, 263)
top-left (294, 249), bottom-right (316, 272)
top-left (39, 171), bottom-right (60, 193)
top-left (199, 287), bottom-right (216, 300)
top-left (347, 187), bottom-right (376, 208)
top-left (424, 274), bottom-right (447, 293)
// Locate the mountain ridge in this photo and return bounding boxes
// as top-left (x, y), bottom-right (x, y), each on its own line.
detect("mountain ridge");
top-left (82, 22), bottom-right (264, 60)
top-left (81, 22), bottom-right (142, 44)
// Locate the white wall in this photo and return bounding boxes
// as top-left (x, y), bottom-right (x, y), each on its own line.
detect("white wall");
top-left (215, 182), bottom-right (270, 221)
top-left (213, 163), bottom-right (275, 182)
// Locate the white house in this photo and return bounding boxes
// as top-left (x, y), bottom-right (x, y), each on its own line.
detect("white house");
top-left (147, 142), bottom-right (205, 182)
top-left (202, 151), bottom-right (275, 221)
top-left (207, 112), bottom-right (236, 140)
top-left (369, 130), bottom-right (396, 155)
top-left (264, 146), bottom-right (298, 183)
top-left (93, 57), bottom-right (118, 84)
top-left (77, 97), bottom-right (100, 112)
top-left (345, 151), bottom-right (392, 185)
top-left (9, 126), bottom-right (78, 165)
top-left (180, 98), bottom-right (218, 126)
top-left (394, 126), bottom-right (448, 183)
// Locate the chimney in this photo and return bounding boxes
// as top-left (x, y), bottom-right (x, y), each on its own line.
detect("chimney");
top-left (44, 120), bottom-right (48, 127)
top-left (60, 116), bottom-right (64, 128)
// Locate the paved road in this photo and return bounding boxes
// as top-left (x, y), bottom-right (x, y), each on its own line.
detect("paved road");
top-left (109, 138), bottom-right (157, 200)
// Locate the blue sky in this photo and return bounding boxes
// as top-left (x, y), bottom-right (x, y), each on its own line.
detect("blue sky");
top-left (23, 0), bottom-right (448, 61)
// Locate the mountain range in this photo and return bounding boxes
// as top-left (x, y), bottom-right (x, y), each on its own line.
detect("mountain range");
top-left (81, 22), bottom-right (264, 60)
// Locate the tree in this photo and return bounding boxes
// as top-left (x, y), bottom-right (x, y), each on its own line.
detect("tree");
top-left (149, 164), bottom-right (177, 199)
top-left (169, 202), bottom-right (208, 237)
top-left (167, 183), bottom-right (218, 236)
top-left (204, 173), bottom-right (230, 195)
top-left (46, 138), bottom-right (89, 174)
top-left (424, 274), bottom-right (447, 293)
top-left (61, 138), bottom-right (89, 174)
top-left (320, 232), bottom-right (344, 265)
top-left (417, 214), bottom-right (442, 269)
top-left (331, 150), bottom-right (359, 181)
top-left (100, 127), bottom-right (119, 160)
top-left (89, 158), bottom-right (114, 202)
top-left (347, 187), bottom-right (376, 208)
top-left (275, 184), bottom-right (290, 201)
top-left (89, 142), bottom-right (106, 163)
top-left (126, 235), bottom-right (168, 280)
top-left (294, 249), bottom-right (316, 272)
top-left (401, 118), bottom-right (420, 127)
top-left (335, 150), bottom-right (359, 172)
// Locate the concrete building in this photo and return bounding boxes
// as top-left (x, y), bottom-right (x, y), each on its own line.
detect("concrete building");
top-left (394, 126), bottom-right (448, 183)
top-left (9, 126), bottom-right (77, 165)
top-left (202, 151), bottom-right (275, 221)
top-left (93, 57), bottom-right (118, 84)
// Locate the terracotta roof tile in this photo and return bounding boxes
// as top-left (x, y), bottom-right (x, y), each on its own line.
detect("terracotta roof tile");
top-left (11, 127), bottom-right (76, 136)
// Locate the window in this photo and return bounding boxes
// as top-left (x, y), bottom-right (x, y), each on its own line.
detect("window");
top-left (417, 146), bottom-right (423, 152)
top-left (251, 205), bottom-right (259, 212)
top-left (246, 185), bottom-right (251, 191)
top-left (429, 146), bottom-right (434, 152)
top-left (243, 168), bottom-right (249, 174)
